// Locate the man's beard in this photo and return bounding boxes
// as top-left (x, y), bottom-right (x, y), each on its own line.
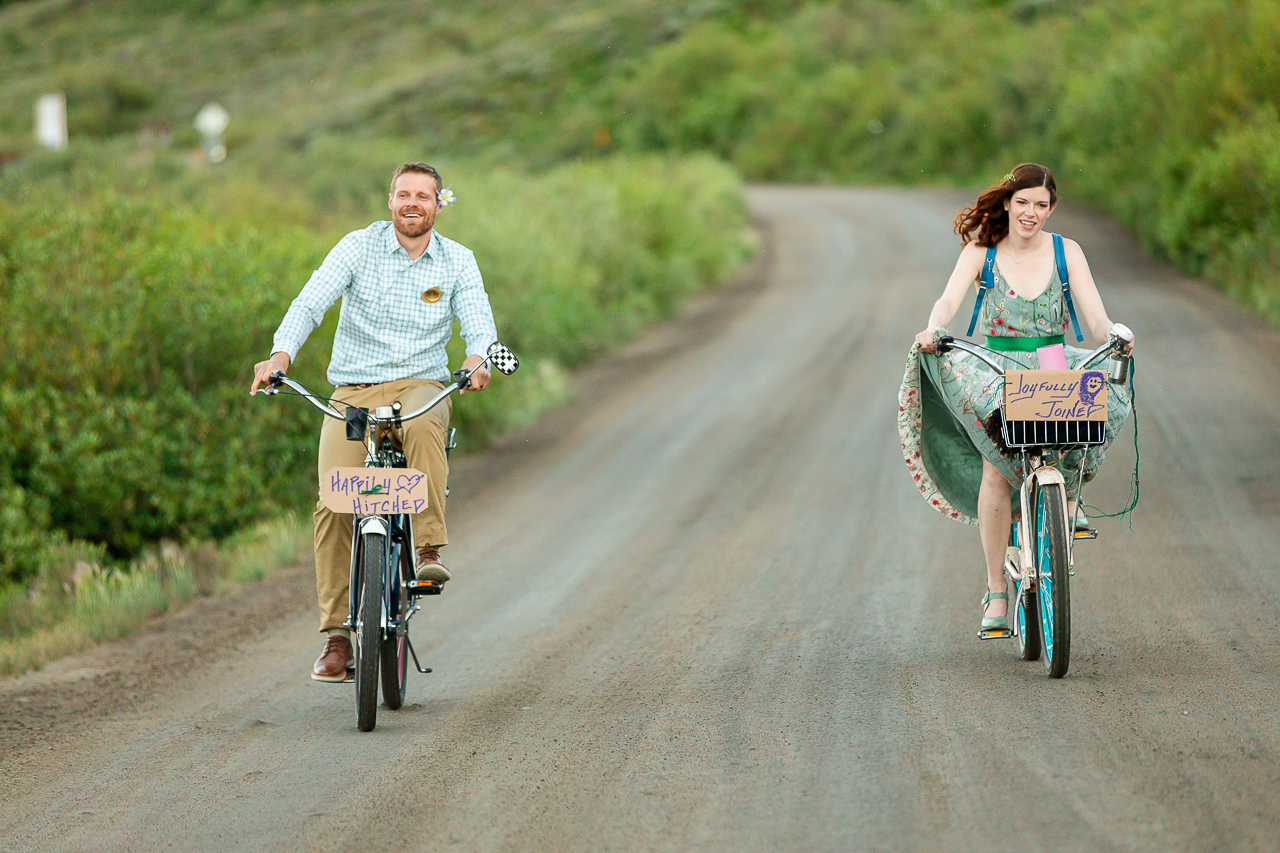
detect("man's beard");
top-left (394, 211), bottom-right (432, 238)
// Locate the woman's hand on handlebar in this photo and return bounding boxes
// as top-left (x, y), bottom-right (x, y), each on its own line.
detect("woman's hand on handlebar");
top-left (250, 351), bottom-right (291, 395)
top-left (914, 327), bottom-right (945, 353)
top-left (1110, 322), bottom-right (1135, 356)
top-left (459, 354), bottom-right (490, 395)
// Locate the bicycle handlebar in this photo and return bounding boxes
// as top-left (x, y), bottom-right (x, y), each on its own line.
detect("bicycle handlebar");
top-left (933, 331), bottom-right (1129, 377)
top-left (262, 341), bottom-right (520, 424)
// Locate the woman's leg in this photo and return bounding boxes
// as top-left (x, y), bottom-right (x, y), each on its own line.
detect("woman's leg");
top-left (978, 458), bottom-right (1012, 619)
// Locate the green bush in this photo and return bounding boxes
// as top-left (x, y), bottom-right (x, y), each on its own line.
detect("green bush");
top-left (578, 0), bottom-right (1280, 323)
top-left (0, 192), bottom-right (322, 577)
top-left (0, 189), bottom-right (322, 396)
top-left (1055, 0), bottom-right (1280, 323)
top-left (0, 146), bottom-right (753, 585)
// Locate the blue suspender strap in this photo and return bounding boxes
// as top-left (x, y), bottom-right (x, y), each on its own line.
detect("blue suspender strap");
top-left (1054, 233), bottom-right (1084, 342)
top-left (966, 245), bottom-right (998, 336)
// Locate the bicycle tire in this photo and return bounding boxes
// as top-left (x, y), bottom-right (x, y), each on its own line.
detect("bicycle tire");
top-left (1033, 483), bottom-right (1071, 677)
top-left (356, 531), bottom-right (384, 731)
top-left (380, 537), bottom-right (410, 710)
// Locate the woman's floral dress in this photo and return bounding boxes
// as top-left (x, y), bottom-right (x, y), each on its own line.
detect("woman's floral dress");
top-left (898, 258), bottom-right (1132, 524)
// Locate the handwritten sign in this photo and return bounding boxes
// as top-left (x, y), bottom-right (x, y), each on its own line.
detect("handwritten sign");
top-left (1005, 370), bottom-right (1108, 422)
top-left (321, 467), bottom-right (430, 515)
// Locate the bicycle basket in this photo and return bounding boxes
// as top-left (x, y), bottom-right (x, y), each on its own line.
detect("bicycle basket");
top-left (1002, 369), bottom-right (1108, 449)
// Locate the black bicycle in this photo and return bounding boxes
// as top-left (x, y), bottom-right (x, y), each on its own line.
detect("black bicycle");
top-left (265, 341), bottom-right (519, 730)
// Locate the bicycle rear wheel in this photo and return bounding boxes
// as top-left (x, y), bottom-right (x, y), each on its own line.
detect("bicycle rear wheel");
top-left (380, 536), bottom-right (411, 710)
top-left (1033, 483), bottom-right (1070, 677)
top-left (1009, 572), bottom-right (1042, 662)
top-left (355, 531), bottom-right (384, 731)
top-left (1015, 581), bottom-right (1042, 661)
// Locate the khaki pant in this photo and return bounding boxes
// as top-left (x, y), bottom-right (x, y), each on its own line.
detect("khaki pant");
top-left (313, 379), bottom-right (451, 633)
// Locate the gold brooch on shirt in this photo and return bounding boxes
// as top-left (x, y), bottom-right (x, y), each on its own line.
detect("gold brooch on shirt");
top-left (422, 288), bottom-right (442, 303)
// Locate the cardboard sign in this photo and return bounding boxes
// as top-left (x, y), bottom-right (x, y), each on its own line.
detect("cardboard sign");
top-left (321, 467), bottom-right (430, 515)
top-left (1005, 370), bottom-right (1108, 422)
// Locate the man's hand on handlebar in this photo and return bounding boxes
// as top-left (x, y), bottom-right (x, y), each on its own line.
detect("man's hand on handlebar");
top-left (250, 351), bottom-right (291, 396)
top-left (458, 353), bottom-right (490, 395)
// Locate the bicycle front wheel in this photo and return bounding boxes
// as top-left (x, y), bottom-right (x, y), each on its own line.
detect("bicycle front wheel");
top-left (1033, 483), bottom-right (1071, 678)
top-left (380, 537), bottom-right (411, 710)
top-left (355, 531), bottom-right (385, 731)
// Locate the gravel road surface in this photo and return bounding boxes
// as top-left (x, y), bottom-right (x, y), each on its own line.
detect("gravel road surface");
top-left (4, 187), bottom-right (1279, 852)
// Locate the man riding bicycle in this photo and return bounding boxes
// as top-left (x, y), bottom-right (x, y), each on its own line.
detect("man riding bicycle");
top-left (249, 162), bottom-right (498, 682)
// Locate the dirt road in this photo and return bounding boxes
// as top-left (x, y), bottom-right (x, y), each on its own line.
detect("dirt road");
top-left (4, 187), bottom-right (1279, 852)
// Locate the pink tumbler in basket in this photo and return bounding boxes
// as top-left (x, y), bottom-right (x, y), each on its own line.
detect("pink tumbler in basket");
top-left (1036, 343), bottom-right (1068, 370)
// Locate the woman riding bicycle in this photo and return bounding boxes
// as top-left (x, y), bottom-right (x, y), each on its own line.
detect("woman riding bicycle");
top-left (899, 163), bottom-right (1135, 633)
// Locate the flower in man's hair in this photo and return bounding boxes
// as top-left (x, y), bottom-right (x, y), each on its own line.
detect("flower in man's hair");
top-left (438, 186), bottom-right (456, 208)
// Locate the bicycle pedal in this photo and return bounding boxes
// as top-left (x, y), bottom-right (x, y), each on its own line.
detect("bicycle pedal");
top-left (977, 627), bottom-right (1012, 640)
top-left (1074, 528), bottom-right (1098, 540)
top-left (407, 580), bottom-right (443, 597)
top-left (342, 666), bottom-right (355, 683)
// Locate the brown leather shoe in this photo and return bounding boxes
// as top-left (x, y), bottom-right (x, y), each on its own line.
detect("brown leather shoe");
top-left (311, 635), bottom-right (353, 682)
top-left (416, 547), bottom-right (451, 583)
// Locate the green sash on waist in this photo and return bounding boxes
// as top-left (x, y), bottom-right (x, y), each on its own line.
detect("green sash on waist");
top-left (985, 334), bottom-right (1064, 352)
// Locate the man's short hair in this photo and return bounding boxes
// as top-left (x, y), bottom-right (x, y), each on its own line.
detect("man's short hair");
top-left (390, 162), bottom-right (442, 195)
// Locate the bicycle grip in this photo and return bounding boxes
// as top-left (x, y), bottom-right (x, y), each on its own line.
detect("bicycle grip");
top-left (935, 334), bottom-right (955, 353)
top-left (452, 368), bottom-right (471, 390)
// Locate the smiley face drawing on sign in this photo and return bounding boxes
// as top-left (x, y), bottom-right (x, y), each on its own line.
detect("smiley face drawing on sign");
top-left (1078, 371), bottom-right (1105, 406)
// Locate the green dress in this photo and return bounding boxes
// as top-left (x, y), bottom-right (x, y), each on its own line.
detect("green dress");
top-left (897, 257), bottom-right (1132, 524)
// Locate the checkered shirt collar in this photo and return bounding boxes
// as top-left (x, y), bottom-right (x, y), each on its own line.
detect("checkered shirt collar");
top-left (383, 222), bottom-right (438, 260)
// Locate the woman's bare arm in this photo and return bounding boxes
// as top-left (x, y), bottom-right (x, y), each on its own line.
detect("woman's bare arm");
top-left (915, 242), bottom-right (987, 351)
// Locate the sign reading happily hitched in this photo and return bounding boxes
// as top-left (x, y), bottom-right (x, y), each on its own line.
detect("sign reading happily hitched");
top-left (1004, 370), bottom-right (1108, 422)
top-left (321, 467), bottom-right (431, 515)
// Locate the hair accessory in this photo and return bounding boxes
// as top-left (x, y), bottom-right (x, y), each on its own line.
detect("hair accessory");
top-left (438, 185), bottom-right (456, 208)
top-left (1002, 171), bottom-right (1015, 185)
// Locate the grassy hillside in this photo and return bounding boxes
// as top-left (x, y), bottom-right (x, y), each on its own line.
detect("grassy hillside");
top-left (0, 1), bottom-right (760, 640)
top-left (5, 0), bottom-right (1274, 324)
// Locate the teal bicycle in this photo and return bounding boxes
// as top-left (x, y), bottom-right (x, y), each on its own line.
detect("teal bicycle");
top-left (936, 329), bottom-right (1132, 678)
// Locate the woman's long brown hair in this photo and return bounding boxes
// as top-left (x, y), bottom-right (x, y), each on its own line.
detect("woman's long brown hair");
top-left (954, 163), bottom-right (1057, 248)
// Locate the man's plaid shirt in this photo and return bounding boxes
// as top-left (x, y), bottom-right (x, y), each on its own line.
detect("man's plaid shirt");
top-left (272, 222), bottom-right (498, 386)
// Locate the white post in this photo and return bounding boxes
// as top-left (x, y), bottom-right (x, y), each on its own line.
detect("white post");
top-left (195, 102), bottom-right (229, 164)
top-left (35, 93), bottom-right (68, 151)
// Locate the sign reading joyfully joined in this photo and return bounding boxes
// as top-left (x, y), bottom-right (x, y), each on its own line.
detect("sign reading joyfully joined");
top-left (1004, 370), bottom-right (1108, 422)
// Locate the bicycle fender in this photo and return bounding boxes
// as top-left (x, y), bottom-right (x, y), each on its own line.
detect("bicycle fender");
top-left (1030, 467), bottom-right (1073, 566)
top-left (359, 516), bottom-right (389, 537)
top-left (1030, 466), bottom-right (1066, 489)
top-left (1020, 467), bottom-right (1068, 572)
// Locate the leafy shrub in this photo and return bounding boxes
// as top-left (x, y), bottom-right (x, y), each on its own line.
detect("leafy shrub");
top-left (0, 147), bottom-right (753, 584)
top-left (0, 192), bottom-right (322, 577)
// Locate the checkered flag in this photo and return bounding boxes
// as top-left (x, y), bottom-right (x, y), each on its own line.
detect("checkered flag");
top-left (487, 341), bottom-right (520, 375)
